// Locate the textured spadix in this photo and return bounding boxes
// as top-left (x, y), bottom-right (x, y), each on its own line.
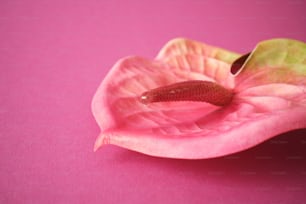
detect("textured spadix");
top-left (139, 80), bottom-right (234, 106)
top-left (92, 38), bottom-right (306, 159)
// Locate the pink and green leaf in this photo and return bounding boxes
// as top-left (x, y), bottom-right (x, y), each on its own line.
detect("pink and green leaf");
top-left (92, 38), bottom-right (306, 159)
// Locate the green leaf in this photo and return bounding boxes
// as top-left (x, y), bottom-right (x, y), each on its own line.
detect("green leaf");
top-left (236, 39), bottom-right (306, 88)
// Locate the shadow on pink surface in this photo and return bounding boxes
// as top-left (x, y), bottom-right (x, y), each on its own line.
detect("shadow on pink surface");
top-left (108, 128), bottom-right (306, 165)
top-left (92, 129), bottom-right (306, 202)
top-left (101, 129), bottom-right (306, 180)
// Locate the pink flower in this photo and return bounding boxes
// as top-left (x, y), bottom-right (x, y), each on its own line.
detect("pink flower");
top-left (92, 38), bottom-right (306, 159)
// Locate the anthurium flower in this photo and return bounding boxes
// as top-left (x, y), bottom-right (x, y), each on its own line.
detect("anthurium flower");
top-left (92, 38), bottom-right (306, 159)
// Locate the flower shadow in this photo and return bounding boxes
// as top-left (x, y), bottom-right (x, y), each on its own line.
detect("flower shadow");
top-left (111, 128), bottom-right (306, 189)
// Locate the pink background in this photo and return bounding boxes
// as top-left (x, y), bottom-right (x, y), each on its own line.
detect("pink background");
top-left (1, 0), bottom-right (306, 203)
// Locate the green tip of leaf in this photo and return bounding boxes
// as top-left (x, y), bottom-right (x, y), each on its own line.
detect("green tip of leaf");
top-left (236, 38), bottom-right (306, 88)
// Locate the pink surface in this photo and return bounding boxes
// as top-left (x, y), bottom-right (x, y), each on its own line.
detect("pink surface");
top-left (1, 0), bottom-right (306, 203)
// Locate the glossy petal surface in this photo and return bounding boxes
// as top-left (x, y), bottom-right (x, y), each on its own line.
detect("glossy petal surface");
top-left (92, 38), bottom-right (306, 159)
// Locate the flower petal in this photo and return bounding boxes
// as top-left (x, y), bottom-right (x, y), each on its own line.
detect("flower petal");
top-left (92, 38), bottom-right (306, 159)
top-left (94, 104), bottom-right (306, 158)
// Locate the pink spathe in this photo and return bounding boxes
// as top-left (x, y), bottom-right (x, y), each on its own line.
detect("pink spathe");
top-left (92, 38), bottom-right (306, 159)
